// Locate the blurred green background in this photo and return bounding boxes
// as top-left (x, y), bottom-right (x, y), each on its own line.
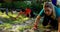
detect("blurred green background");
top-left (0, 0), bottom-right (51, 14)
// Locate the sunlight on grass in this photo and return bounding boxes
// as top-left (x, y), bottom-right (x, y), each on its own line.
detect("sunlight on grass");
top-left (0, 12), bottom-right (9, 18)
top-left (17, 26), bottom-right (24, 30)
top-left (0, 12), bottom-right (33, 32)
top-left (0, 23), bottom-right (12, 30)
top-left (23, 17), bottom-right (29, 20)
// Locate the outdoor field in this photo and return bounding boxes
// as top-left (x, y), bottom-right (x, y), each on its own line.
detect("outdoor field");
top-left (0, 0), bottom-right (60, 32)
top-left (0, 11), bottom-right (57, 32)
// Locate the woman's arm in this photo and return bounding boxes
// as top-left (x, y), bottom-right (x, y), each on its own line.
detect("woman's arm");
top-left (32, 9), bottom-right (44, 29)
top-left (58, 17), bottom-right (60, 32)
top-left (29, 13), bottom-right (31, 18)
top-left (33, 15), bottom-right (41, 29)
top-left (15, 11), bottom-right (24, 19)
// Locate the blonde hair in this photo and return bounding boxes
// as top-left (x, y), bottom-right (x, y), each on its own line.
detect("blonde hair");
top-left (43, 2), bottom-right (56, 19)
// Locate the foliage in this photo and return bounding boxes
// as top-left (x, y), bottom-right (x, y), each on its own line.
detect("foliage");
top-left (0, 0), bottom-right (44, 14)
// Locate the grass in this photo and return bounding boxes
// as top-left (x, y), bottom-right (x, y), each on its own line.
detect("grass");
top-left (0, 12), bottom-right (58, 32)
top-left (0, 11), bottom-right (30, 31)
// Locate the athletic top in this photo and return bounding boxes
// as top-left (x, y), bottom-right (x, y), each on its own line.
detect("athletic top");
top-left (39, 6), bottom-right (60, 18)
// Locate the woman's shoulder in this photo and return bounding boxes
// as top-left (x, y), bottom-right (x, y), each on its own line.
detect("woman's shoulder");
top-left (54, 6), bottom-right (60, 17)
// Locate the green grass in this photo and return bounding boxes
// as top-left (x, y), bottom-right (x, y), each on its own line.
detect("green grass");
top-left (0, 12), bottom-right (29, 23)
top-left (0, 12), bottom-right (30, 31)
top-left (0, 12), bottom-right (58, 32)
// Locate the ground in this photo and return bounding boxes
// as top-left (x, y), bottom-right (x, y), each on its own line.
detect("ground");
top-left (0, 11), bottom-right (58, 32)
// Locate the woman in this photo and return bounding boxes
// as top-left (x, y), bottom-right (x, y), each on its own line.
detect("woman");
top-left (15, 7), bottom-right (32, 19)
top-left (32, 2), bottom-right (60, 32)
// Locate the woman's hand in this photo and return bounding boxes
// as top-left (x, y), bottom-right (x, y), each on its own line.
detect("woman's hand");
top-left (32, 23), bottom-right (38, 30)
top-left (32, 15), bottom-right (41, 30)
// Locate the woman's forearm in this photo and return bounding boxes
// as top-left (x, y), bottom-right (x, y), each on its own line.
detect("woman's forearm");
top-left (16, 14), bottom-right (20, 18)
top-left (33, 15), bottom-right (41, 29)
top-left (58, 17), bottom-right (60, 32)
top-left (16, 12), bottom-right (22, 18)
top-left (29, 13), bottom-right (31, 18)
top-left (34, 15), bottom-right (41, 26)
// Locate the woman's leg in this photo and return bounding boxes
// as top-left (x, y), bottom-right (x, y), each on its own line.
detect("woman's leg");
top-left (15, 11), bottom-right (24, 19)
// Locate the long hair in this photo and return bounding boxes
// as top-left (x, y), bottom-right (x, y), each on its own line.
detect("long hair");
top-left (43, 2), bottom-right (56, 19)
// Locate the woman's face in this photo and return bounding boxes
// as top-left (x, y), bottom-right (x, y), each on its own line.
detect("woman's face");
top-left (44, 7), bottom-right (53, 16)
